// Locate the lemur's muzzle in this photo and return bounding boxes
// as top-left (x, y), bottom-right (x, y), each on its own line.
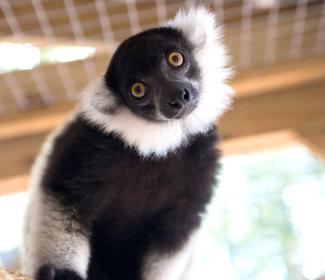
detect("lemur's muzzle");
top-left (159, 81), bottom-right (198, 119)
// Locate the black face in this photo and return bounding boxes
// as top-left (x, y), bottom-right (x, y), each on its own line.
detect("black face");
top-left (105, 27), bottom-right (200, 121)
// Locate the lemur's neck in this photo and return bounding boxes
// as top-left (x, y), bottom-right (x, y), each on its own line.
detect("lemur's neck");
top-left (80, 76), bottom-right (233, 158)
top-left (79, 79), bottom-right (190, 157)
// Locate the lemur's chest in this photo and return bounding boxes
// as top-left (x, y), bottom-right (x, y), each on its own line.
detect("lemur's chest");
top-left (88, 133), bottom-right (217, 239)
top-left (44, 120), bottom-right (219, 234)
top-left (94, 142), bottom-right (211, 227)
top-left (89, 138), bottom-right (218, 255)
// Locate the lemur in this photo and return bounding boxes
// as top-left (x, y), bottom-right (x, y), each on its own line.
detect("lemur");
top-left (22, 6), bottom-right (233, 280)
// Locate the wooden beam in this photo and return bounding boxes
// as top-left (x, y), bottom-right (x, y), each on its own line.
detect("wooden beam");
top-left (231, 56), bottom-right (325, 97)
top-left (0, 104), bottom-right (72, 141)
top-left (220, 80), bottom-right (325, 139)
top-left (0, 175), bottom-right (29, 196)
top-left (295, 121), bottom-right (325, 159)
top-left (0, 133), bottom-right (46, 179)
top-left (220, 130), bottom-right (301, 156)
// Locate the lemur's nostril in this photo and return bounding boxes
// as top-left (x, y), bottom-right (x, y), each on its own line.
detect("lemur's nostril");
top-left (183, 89), bottom-right (190, 102)
top-left (168, 101), bottom-right (182, 109)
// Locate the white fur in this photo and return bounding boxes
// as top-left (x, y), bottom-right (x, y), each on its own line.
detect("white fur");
top-left (142, 230), bottom-right (200, 280)
top-left (80, 80), bottom-right (185, 157)
top-left (81, 6), bottom-right (233, 158)
top-left (21, 113), bottom-right (90, 278)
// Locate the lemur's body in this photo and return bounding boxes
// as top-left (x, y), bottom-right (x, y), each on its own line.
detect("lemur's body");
top-left (22, 7), bottom-right (233, 280)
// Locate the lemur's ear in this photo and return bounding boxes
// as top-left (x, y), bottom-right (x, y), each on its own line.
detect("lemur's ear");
top-left (167, 6), bottom-right (220, 51)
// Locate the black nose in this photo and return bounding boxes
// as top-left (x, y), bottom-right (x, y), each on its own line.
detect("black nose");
top-left (167, 89), bottom-right (191, 110)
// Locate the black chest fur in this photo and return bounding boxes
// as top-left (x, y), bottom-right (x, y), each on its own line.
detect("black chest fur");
top-left (42, 116), bottom-right (220, 279)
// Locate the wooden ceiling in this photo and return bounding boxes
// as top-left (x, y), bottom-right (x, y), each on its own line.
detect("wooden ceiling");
top-left (0, 0), bottom-right (325, 194)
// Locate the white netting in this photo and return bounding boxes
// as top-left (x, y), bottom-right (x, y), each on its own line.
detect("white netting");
top-left (0, 0), bottom-right (324, 113)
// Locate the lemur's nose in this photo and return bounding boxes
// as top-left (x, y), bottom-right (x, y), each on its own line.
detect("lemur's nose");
top-left (160, 82), bottom-right (198, 120)
top-left (167, 88), bottom-right (190, 110)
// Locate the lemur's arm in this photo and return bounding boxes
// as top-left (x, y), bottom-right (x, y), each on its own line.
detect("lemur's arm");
top-left (21, 117), bottom-right (90, 280)
top-left (22, 191), bottom-right (90, 280)
top-left (141, 205), bottom-right (201, 280)
top-left (142, 233), bottom-right (199, 280)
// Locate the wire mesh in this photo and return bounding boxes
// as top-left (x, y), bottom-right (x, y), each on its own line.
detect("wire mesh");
top-left (0, 0), bottom-right (324, 114)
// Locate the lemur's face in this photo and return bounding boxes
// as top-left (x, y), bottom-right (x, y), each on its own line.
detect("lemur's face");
top-left (105, 28), bottom-right (200, 121)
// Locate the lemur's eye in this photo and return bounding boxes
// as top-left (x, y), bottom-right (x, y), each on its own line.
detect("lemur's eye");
top-left (131, 82), bottom-right (146, 98)
top-left (167, 51), bottom-right (184, 67)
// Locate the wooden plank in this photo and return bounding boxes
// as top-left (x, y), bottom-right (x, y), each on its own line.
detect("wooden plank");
top-left (0, 133), bottom-right (45, 179)
top-left (231, 56), bottom-right (325, 97)
top-left (0, 103), bottom-right (72, 141)
top-left (0, 174), bottom-right (29, 195)
top-left (220, 130), bottom-right (300, 156)
top-left (295, 121), bottom-right (325, 159)
top-left (220, 80), bottom-right (325, 140)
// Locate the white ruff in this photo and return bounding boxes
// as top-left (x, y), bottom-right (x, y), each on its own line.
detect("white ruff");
top-left (81, 6), bottom-right (233, 158)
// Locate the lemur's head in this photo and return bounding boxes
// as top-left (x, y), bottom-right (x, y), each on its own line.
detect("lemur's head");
top-left (81, 6), bottom-right (233, 157)
top-left (105, 27), bottom-right (200, 121)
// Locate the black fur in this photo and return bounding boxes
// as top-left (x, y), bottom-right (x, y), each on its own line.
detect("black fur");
top-left (36, 264), bottom-right (83, 280)
top-left (41, 116), bottom-right (219, 280)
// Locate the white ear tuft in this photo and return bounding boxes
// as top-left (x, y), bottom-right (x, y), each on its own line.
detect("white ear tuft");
top-left (168, 6), bottom-right (234, 133)
top-left (167, 6), bottom-right (220, 50)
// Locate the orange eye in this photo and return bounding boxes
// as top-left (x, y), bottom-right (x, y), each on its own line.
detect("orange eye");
top-left (167, 51), bottom-right (184, 67)
top-left (131, 82), bottom-right (146, 98)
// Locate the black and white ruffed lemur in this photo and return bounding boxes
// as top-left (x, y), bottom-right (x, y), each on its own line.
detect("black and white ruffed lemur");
top-left (21, 6), bottom-right (233, 280)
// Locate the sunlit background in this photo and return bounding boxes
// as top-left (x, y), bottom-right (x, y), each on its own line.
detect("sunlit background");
top-left (0, 1), bottom-right (325, 279)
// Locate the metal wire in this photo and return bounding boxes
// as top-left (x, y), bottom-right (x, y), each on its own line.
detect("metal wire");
top-left (264, 0), bottom-right (280, 64)
top-left (31, 0), bottom-right (77, 100)
top-left (155, 0), bottom-right (168, 25)
top-left (1, 74), bottom-right (29, 111)
top-left (239, 0), bottom-right (253, 68)
top-left (94, 0), bottom-right (116, 47)
top-left (0, 0), bottom-right (324, 114)
top-left (289, 0), bottom-right (309, 59)
top-left (214, 0), bottom-right (224, 25)
top-left (314, 0), bottom-right (325, 54)
top-left (63, 0), bottom-right (97, 80)
top-left (0, 0), bottom-right (54, 107)
top-left (126, 1), bottom-right (141, 35)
